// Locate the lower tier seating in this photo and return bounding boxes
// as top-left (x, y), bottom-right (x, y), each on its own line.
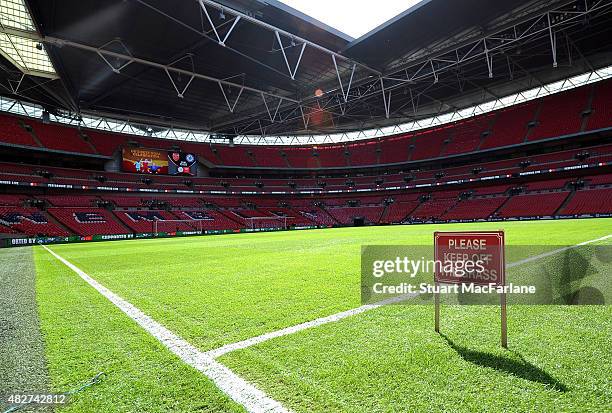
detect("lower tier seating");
top-left (0, 179), bottom-right (611, 237)
top-left (0, 180), bottom-right (612, 236)
top-left (496, 192), bottom-right (570, 217)
top-left (49, 208), bottom-right (129, 235)
top-left (559, 188), bottom-right (612, 215)
top-left (0, 207), bottom-right (70, 236)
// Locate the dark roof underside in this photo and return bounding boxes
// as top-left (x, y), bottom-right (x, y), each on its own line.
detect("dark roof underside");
top-left (0, 0), bottom-right (610, 136)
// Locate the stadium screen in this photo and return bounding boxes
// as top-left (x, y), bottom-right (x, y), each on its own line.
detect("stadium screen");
top-left (122, 148), bottom-right (168, 174)
top-left (122, 148), bottom-right (197, 175)
top-left (168, 151), bottom-right (198, 176)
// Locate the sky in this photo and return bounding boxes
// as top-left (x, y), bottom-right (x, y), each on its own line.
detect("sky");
top-left (278, 0), bottom-right (423, 39)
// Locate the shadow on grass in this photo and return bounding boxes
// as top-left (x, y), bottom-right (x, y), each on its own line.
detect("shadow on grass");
top-left (440, 334), bottom-right (567, 392)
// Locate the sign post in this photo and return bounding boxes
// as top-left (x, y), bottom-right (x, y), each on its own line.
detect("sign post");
top-left (434, 231), bottom-right (507, 348)
top-left (501, 292), bottom-right (507, 348)
top-left (434, 281), bottom-right (440, 333)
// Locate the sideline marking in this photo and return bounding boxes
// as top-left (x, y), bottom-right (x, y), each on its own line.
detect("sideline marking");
top-left (207, 293), bottom-right (416, 358)
top-left (41, 233), bottom-right (611, 396)
top-left (506, 234), bottom-right (611, 268)
top-left (208, 234), bottom-right (611, 358)
top-left (41, 245), bottom-right (291, 413)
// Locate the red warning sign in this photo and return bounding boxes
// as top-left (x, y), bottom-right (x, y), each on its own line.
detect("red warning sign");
top-left (434, 231), bottom-right (505, 286)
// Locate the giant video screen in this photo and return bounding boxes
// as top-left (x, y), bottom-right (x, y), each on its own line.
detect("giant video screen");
top-left (122, 148), bottom-right (168, 174)
top-left (168, 151), bottom-right (197, 176)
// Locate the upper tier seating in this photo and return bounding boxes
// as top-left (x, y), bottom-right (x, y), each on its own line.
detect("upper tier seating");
top-left (1, 80), bottom-right (611, 169)
top-left (586, 80), bottom-right (612, 130)
top-left (528, 86), bottom-right (590, 141)
top-left (0, 114), bottom-right (39, 147)
top-left (250, 147), bottom-right (287, 167)
top-left (316, 145), bottom-right (348, 168)
top-left (285, 147), bottom-right (318, 168)
top-left (32, 122), bottom-right (95, 154)
top-left (378, 133), bottom-right (413, 164)
top-left (85, 130), bottom-right (127, 156)
top-left (444, 115), bottom-right (494, 155)
top-left (411, 126), bottom-right (450, 160)
top-left (348, 141), bottom-right (378, 166)
top-left (480, 101), bottom-right (537, 149)
top-left (213, 145), bottom-right (256, 167)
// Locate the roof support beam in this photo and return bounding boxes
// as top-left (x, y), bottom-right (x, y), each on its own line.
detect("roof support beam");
top-left (387, 0), bottom-right (612, 81)
top-left (198, 0), bottom-right (382, 76)
top-left (261, 93), bottom-right (283, 122)
top-left (299, 105), bottom-right (309, 129)
top-left (274, 31), bottom-right (307, 80)
top-left (134, 0), bottom-right (301, 84)
top-left (199, 1), bottom-right (241, 47)
top-left (332, 55), bottom-right (355, 102)
top-left (380, 78), bottom-right (391, 119)
top-left (547, 13), bottom-right (558, 68)
top-left (165, 55), bottom-right (196, 98)
top-left (41, 35), bottom-right (300, 104)
top-left (218, 82), bottom-right (244, 113)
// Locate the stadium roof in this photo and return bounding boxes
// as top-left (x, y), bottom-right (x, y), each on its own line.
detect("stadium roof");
top-left (0, 0), bottom-right (611, 139)
top-left (275, 0), bottom-right (419, 39)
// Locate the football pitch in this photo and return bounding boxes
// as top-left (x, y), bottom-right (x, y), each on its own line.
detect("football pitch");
top-left (2, 219), bottom-right (612, 412)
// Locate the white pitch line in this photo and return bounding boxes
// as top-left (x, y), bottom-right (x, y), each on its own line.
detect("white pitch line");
top-left (206, 293), bottom-right (417, 358)
top-left (40, 233), bottom-right (611, 403)
top-left (207, 234), bottom-right (611, 358)
top-left (506, 234), bottom-right (611, 268)
top-left (41, 245), bottom-right (291, 413)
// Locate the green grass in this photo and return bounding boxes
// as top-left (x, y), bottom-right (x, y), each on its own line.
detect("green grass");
top-left (220, 305), bottom-right (611, 412)
top-left (40, 219), bottom-right (611, 351)
top-left (0, 247), bottom-right (50, 412)
top-left (34, 248), bottom-right (243, 412)
top-left (28, 218), bottom-right (612, 412)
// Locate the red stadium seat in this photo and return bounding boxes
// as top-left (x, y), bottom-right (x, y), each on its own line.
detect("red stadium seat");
top-left (496, 192), bottom-right (570, 217)
top-left (560, 188), bottom-right (612, 215)
top-left (0, 114), bottom-right (40, 147)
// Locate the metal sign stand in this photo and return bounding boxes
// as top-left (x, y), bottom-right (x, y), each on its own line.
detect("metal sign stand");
top-left (434, 282), bottom-right (440, 333)
top-left (501, 291), bottom-right (507, 348)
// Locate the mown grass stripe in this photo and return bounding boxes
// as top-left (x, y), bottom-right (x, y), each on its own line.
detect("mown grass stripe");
top-left (207, 234), bottom-right (611, 359)
top-left (0, 247), bottom-right (50, 411)
top-left (40, 245), bottom-right (291, 413)
top-left (506, 234), bottom-right (611, 268)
